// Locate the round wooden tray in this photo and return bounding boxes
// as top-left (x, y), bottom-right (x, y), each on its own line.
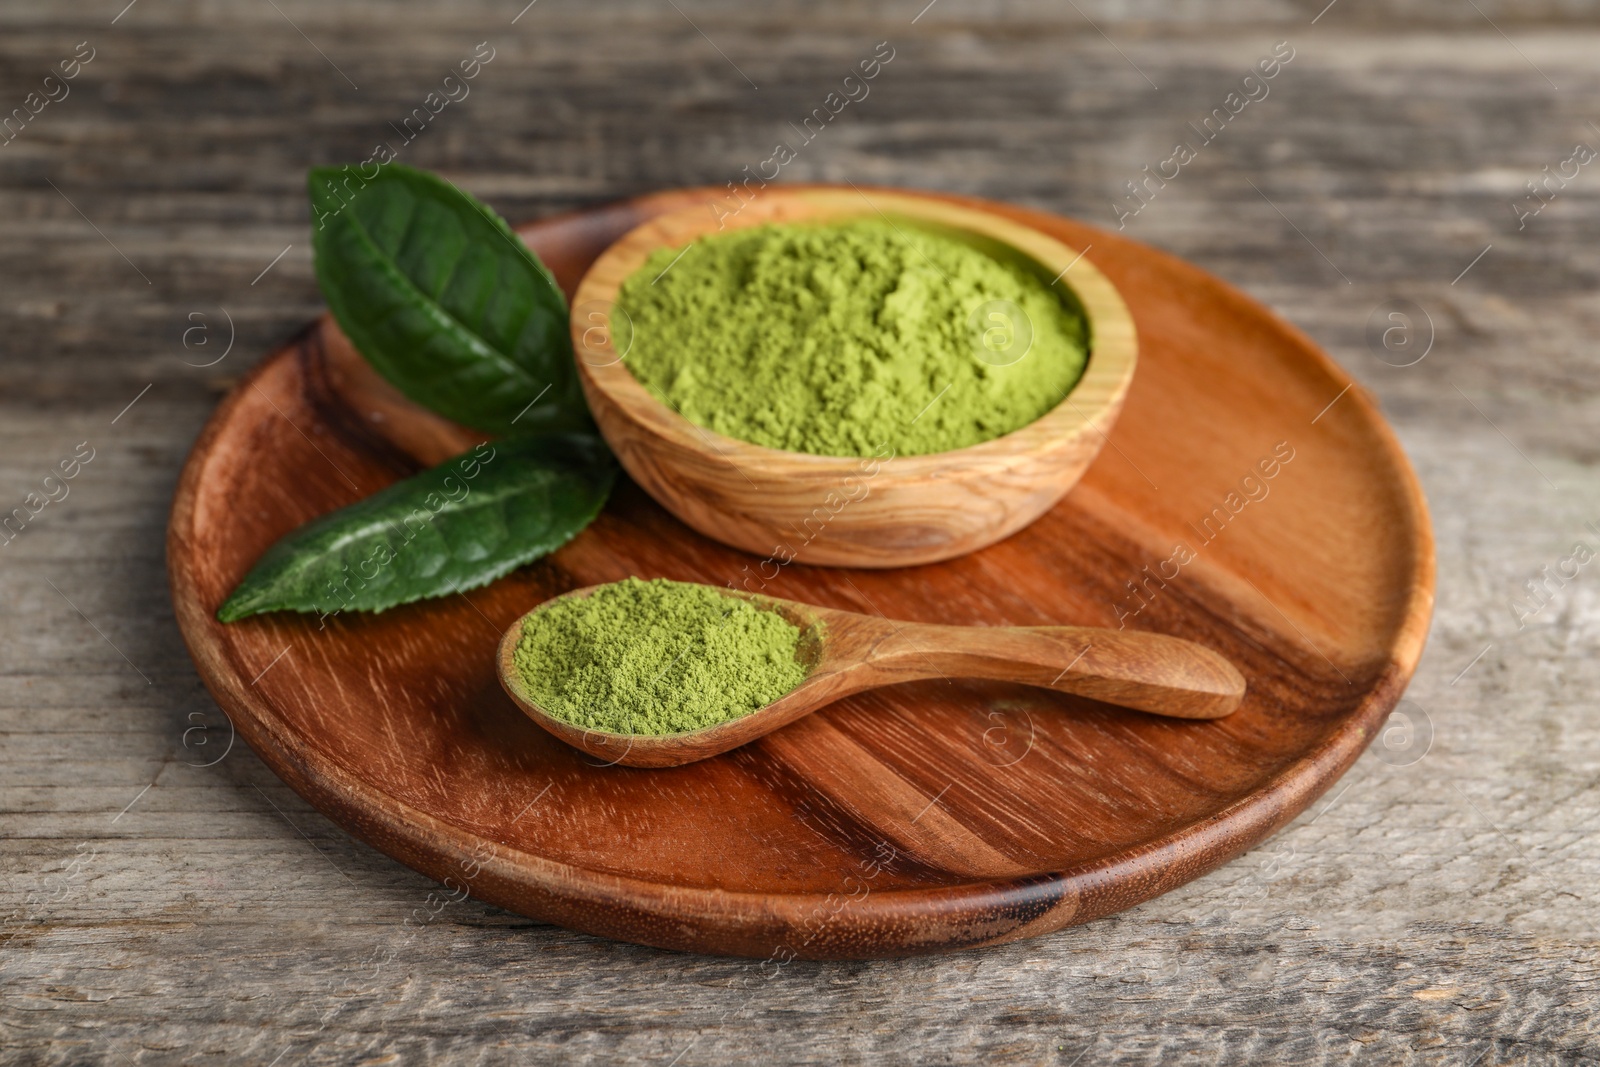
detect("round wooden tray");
top-left (168, 186), bottom-right (1433, 960)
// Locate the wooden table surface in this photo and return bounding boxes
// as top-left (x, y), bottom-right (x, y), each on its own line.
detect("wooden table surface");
top-left (3, 1), bottom-right (1597, 1063)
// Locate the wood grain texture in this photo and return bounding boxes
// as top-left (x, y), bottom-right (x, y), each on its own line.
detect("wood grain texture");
top-left (4, 0), bottom-right (1600, 1062)
top-left (571, 187), bottom-right (1138, 566)
top-left (164, 185), bottom-right (1429, 959)
top-left (498, 584), bottom-right (1247, 768)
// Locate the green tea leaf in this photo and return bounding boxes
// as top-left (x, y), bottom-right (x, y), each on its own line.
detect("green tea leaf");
top-left (309, 163), bottom-right (587, 435)
top-left (217, 434), bottom-right (616, 622)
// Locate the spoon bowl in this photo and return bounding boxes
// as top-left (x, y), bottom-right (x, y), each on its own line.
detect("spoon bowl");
top-left (497, 583), bottom-right (1246, 769)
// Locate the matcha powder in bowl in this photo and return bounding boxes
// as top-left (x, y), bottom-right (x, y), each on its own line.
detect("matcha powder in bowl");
top-left (614, 217), bottom-right (1090, 458)
top-left (512, 578), bottom-right (810, 736)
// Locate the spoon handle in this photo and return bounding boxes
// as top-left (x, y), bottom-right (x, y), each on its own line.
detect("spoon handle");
top-left (850, 620), bottom-right (1246, 720)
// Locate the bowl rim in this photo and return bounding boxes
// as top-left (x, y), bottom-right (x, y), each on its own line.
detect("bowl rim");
top-left (568, 185), bottom-right (1138, 473)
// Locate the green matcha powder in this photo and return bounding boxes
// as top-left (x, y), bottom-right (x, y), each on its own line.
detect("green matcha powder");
top-left (616, 218), bottom-right (1090, 457)
top-left (513, 578), bottom-right (808, 735)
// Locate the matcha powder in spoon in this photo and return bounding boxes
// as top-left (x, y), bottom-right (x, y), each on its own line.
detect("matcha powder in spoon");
top-left (615, 217), bottom-right (1090, 457)
top-left (513, 578), bottom-right (809, 735)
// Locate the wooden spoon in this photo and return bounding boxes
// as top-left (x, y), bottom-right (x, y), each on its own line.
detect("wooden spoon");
top-left (497, 584), bottom-right (1246, 769)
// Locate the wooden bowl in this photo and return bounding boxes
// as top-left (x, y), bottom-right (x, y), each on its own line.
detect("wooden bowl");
top-left (568, 187), bottom-right (1137, 568)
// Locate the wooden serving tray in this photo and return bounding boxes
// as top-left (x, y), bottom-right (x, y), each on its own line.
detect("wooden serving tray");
top-left (168, 186), bottom-right (1433, 960)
